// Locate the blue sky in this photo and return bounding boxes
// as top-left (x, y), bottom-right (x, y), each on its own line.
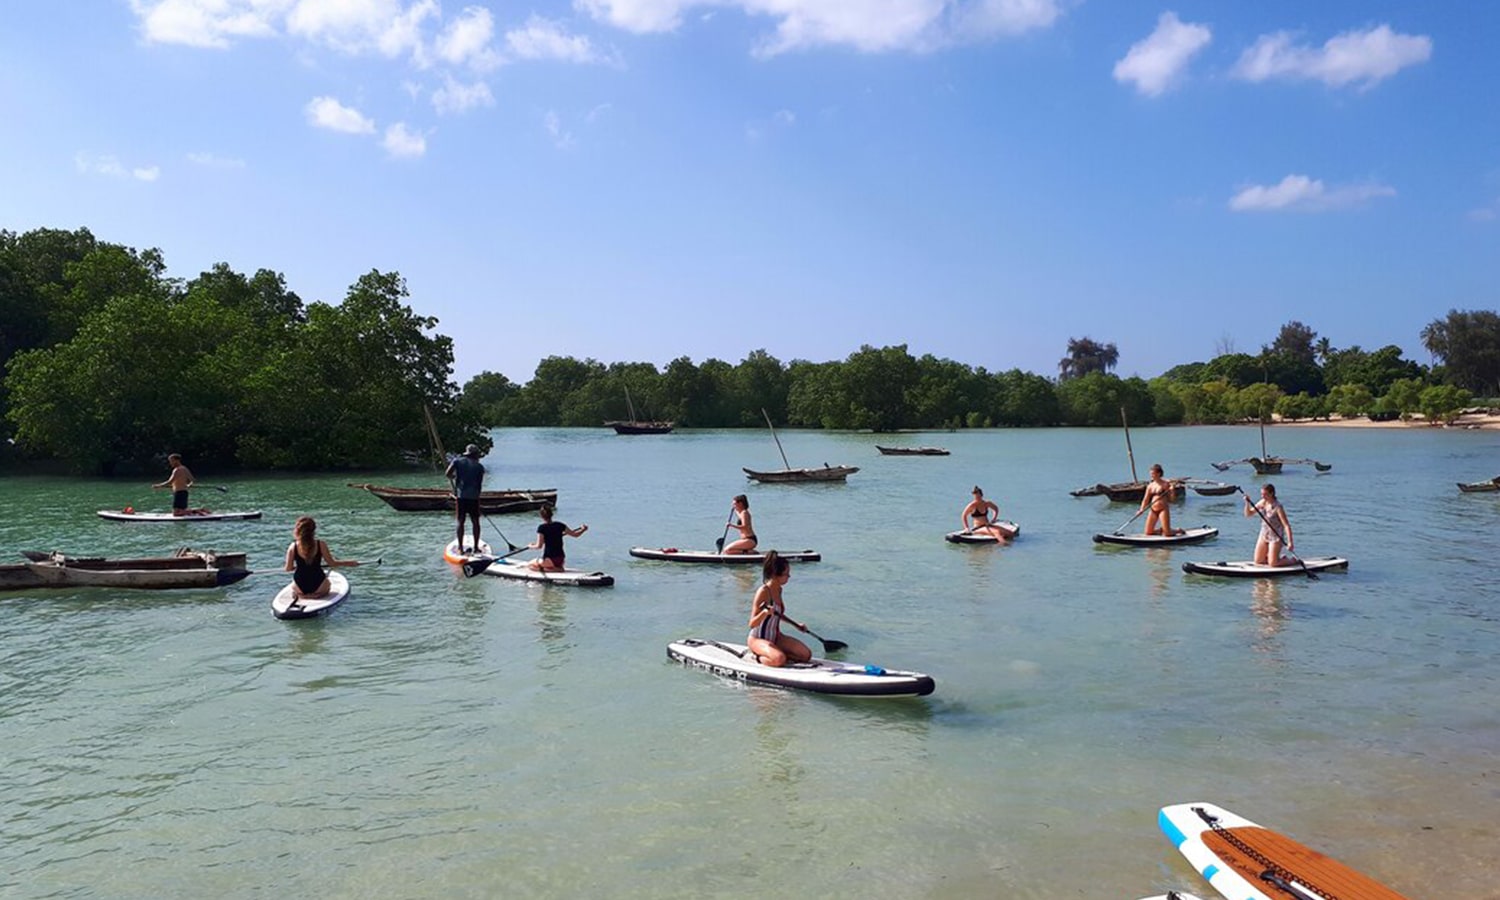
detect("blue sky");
top-left (3, 1), bottom-right (1496, 385)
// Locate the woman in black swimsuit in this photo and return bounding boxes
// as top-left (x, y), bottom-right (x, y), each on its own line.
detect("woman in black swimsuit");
top-left (527, 504), bottom-right (589, 571)
top-left (723, 494), bottom-right (757, 554)
top-left (282, 516), bottom-right (363, 598)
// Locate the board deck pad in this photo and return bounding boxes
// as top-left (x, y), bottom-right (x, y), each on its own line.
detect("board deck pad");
top-left (1159, 802), bottom-right (1410, 900)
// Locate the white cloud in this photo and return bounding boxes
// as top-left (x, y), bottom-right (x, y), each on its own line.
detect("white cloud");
top-left (1228, 174), bottom-right (1396, 213)
top-left (506, 15), bottom-right (603, 63)
top-left (131, 0), bottom-right (281, 48)
top-left (187, 151), bottom-right (248, 168)
top-left (577, 0), bottom-right (1065, 55)
top-left (431, 76), bottom-right (495, 115)
top-left (544, 110), bottom-right (576, 150)
top-left (435, 5), bottom-right (500, 69)
top-left (305, 95), bottom-right (376, 133)
top-left (75, 152), bottom-right (161, 181)
top-left (1232, 24), bottom-right (1431, 90)
top-left (383, 122), bottom-right (428, 157)
top-left (1113, 11), bottom-right (1211, 98)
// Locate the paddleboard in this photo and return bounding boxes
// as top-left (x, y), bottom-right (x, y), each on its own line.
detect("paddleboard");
top-left (479, 559), bottom-right (614, 587)
top-left (628, 547), bottom-right (822, 564)
top-left (271, 571), bottom-right (350, 620)
top-left (944, 522), bottom-right (1020, 543)
top-left (443, 539), bottom-right (493, 564)
top-left (97, 509), bottom-right (263, 522)
top-left (1158, 801), bottom-right (1411, 900)
top-left (1138, 894), bottom-right (1207, 900)
top-left (667, 638), bottom-right (935, 698)
top-left (1093, 526), bottom-right (1219, 547)
top-left (1181, 557), bottom-right (1348, 578)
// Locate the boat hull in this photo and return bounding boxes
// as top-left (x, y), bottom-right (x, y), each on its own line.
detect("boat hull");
top-left (23, 560), bottom-right (250, 589)
top-left (876, 446), bottom-right (949, 456)
top-left (607, 421), bottom-right (674, 434)
top-left (350, 483), bottom-right (557, 513)
top-left (743, 466), bottom-right (859, 483)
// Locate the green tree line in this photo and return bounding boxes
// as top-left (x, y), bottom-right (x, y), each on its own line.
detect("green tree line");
top-left (1, 227), bottom-right (485, 473)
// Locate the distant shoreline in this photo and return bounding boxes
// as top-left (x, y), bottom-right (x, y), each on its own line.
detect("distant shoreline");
top-left (1270, 410), bottom-right (1498, 430)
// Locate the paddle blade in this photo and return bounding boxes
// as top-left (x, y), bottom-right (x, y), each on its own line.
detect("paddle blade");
top-left (714, 537), bottom-right (724, 552)
top-left (820, 639), bottom-right (849, 653)
top-left (462, 557), bottom-right (495, 578)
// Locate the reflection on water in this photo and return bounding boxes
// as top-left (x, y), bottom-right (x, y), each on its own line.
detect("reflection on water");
top-left (1249, 578), bottom-right (1287, 656)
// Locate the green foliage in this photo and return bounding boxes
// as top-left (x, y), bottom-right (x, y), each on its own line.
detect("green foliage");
top-left (1057, 336), bottom-right (1118, 381)
top-left (1383, 377), bottom-right (1426, 420)
top-left (1418, 384), bottom-right (1472, 424)
top-left (1325, 383), bottom-right (1374, 418)
top-left (1055, 373), bottom-right (1154, 427)
top-left (1230, 383), bottom-right (1283, 422)
top-left (1267, 320), bottom-right (1318, 366)
top-left (1275, 392), bottom-right (1324, 422)
top-left (1421, 309), bottom-right (1500, 396)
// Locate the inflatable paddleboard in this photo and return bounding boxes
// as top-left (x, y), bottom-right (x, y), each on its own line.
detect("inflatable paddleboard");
top-left (478, 559), bottom-right (614, 587)
top-left (1182, 557), bottom-right (1348, 578)
top-left (97, 509), bottom-right (263, 522)
top-left (628, 547), bottom-right (822, 564)
top-left (667, 638), bottom-right (934, 698)
top-left (1093, 526), bottom-right (1218, 547)
top-left (443, 539), bottom-right (493, 564)
top-left (272, 571), bottom-right (350, 620)
top-left (1159, 801), bottom-right (1411, 900)
top-left (944, 522), bottom-right (1020, 543)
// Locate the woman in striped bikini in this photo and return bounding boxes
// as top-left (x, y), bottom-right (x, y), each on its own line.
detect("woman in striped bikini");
top-left (746, 551), bottom-right (811, 668)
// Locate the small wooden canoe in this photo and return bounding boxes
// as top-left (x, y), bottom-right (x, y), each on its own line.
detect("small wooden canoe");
top-left (876, 446), bottom-right (950, 456)
top-left (606, 420), bottom-right (674, 434)
top-left (349, 483), bottom-right (557, 513)
top-left (1457, 477), bottom-right (1500, 493)
top-left (22, 552), bottom-right (251, 589)
top-left (743, 465), bottom-right (859, 483)
top-left (0, 564), bottom-right (48, 591)
top-left (1071, 480), bottom-right (1187, 503)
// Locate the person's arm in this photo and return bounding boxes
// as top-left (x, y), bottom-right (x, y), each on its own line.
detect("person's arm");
top-left (1243, 496), bottom-right (1256, 517)
top-left (566, 524), bottom-right (589, 538)
top-left (1278, 509), bottom-right (1292, 549)
top-left (284, 545), bottom-right (296, 572)
top-left (960, 502), bottom-right (973, 530)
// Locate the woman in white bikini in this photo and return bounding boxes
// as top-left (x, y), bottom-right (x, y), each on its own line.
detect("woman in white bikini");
top-left (1245, 483), bottom-right (1293, 566)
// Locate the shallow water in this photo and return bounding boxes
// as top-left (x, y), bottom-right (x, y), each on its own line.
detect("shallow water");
top-left (2, 425), bottom-right (1498, 898)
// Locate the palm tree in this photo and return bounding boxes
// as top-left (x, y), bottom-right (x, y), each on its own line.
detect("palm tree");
top-left (1058, 337), bottom-right (1119, 380)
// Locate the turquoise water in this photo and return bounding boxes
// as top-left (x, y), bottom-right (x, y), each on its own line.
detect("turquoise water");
top-left (2, 425), bottom-right (1497, 898)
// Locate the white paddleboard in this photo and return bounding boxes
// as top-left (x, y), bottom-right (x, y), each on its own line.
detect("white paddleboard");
top-left (627, 547), bottom-right (822, 564)
top-left (667, 638), bottom-right (934, 697)
top-left (443, 539), bottom-right (493, 564)
top-left (1159, 801), bottom-right (1411, 900)
top-left (479, 559), bottom-right (614, 587)
top-left (1181, 557), bottom-right (1348, 578)
top-left (97, 509), bottom-right (262, 522)
top-left (271, 571), bottom-right (349, 620)
top-left (1093, 526), bottom-right (1218, 547)
top-left (944, 521), bottom-right (1020, 543)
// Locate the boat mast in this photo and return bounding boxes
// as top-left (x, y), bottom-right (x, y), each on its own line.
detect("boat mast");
top-left (762, 408), bottom-right (793, 470)
top-left (1120, 406), bottom-right (1138, 483)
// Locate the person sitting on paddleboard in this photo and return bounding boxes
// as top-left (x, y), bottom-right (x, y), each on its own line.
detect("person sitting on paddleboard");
top-left (1245, 483), bottom-right (1294, 566)
top-left (1139, 463), bottom-right (1185, 537)
top-left (445, 443), bottom-right (486, 553)
top-left (747, 550), bottom-right (811, 668)
top-left (527, 503), bottom-right (588, 572)
top-left (152, 453), bottom-right (209, 516)
top-left (723, 494), bottom-right (757, 554)
top-left (283, 516), bottom-right (363, 599)
top-left (961, 486), bottom-right (1007, 539)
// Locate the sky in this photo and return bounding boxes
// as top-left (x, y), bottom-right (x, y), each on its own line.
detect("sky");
top-left (3, 1), bottom-right (1497, 386)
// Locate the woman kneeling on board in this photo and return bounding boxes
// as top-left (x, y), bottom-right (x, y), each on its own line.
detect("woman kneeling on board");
top-left (284, 516), bottom-right (364, 599)
top-left (1245, 483), bottom-right (1293, 566)
top-left (528, 503), bottom-right (589, 571)
top-left (747, 551), bottom-right (812, 667)
top-left (960, 486), bottom-right (1007, 539)
top-left (1138, 464), bottom-right (1185, 537)
top-left (722, 494), bottom-right (757, 554)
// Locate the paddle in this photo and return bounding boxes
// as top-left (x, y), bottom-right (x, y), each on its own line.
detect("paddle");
top-left (1113, 507), bottom-right (1147, 536)
top-left (1237, 488), bottom-right (1317, 580)
top-left (461, 545), bottom-right (529, 578)
top-left (714, 507), bottom-right (735, 553)
top-left (481, 513), bottom-right (524, 554)
top-left (790, 620), bottom-right (848, 653)
top-left (195, 484), bottom-right (230, 493)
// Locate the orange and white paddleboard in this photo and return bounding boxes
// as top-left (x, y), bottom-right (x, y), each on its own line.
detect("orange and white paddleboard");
top-left (443, 539), bottom-right (492, 565)
top-left (1159, 802), bottom-right (1411, 900)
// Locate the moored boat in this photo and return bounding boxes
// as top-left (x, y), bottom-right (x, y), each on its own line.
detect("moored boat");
top-left (21, 550), bottom-right (250, 589)
top-left (1072, 480), bottom-right (1187, 503)
top-left (1457, 477), bottom-right (1500, 493)
top-left (349, 483), bottom-right (557, 513)
top-left (607, 420), bottom-right (674, 435)
top-left (0, 564), bottom-right (48, 591)
top-left (743, 465), bottom-right (859, 483)
top-left (876, 446), bottom-right (949, 456)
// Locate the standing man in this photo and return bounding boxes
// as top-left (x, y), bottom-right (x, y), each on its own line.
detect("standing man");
top-left (445, 444), bottom-right (486, 553)
top-left (153, 453), bottom-right (207, 516)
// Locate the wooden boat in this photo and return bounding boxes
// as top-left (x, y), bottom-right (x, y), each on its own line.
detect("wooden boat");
top-left (1211, 419), bottom-right (1331, 473)
top-left (744, 465), bottom-right (859, 484)
top-left (18, 549), bottom-right (250, 589)
top-left (1457, 477), bottom-right (1500, 493)
top-left (605, 385), bottom-right (674, 434)
top-left (348, 483), bottom-right (557, 513)
top-left (1185, 479), bottom-right (1238, 496)
top-left (1072, 479), bottom-right (1186, 503)
top-left (876, 446), bottom-right (950, 456)
top-left (745, 407), bottom-right (857, 484)
top-left (0, 564), bottom-right (47, 591)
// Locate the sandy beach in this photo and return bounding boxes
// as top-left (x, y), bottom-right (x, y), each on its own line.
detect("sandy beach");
top-left (1275, 409), bottom-right (1500, 429)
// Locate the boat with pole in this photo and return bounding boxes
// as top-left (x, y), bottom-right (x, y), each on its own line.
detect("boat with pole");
top-left (1069, 407), bottom-right (1185, 502)
top-left (606, 385), bottom-right (674, 435)
top-left (743, 409), bottom-right (858, 484)
top-left (1211, 415), bottom-right (1332, 474)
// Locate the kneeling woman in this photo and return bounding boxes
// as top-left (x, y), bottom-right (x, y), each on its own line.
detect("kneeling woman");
top-left (284, 516), bottom-right (364, 599)
top-left (528, 503), bottom-right (589, 571)
top-left (747, 551), bottom-right (812, 668)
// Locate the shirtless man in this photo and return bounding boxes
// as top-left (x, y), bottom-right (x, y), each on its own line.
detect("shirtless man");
top-left (152, 453), bottom-right (209, 516)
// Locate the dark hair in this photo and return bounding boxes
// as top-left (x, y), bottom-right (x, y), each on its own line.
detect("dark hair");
top-left (1150, 463), bottom-right (1164, 475)
top-left (972, 485), bottom-right (983, 496)
top-left (1262, 483), bottom-right (1277, 498)
top-left (168, 453), bottom-right (182, 463)
top-left (761, 549), bottom-right (789, 581)
top-left (539, 503), bottom-right (554, 520)
top-left (294, 516), bottom-right (317, 557)
top-left (733, 494), bottom-right (748, 508)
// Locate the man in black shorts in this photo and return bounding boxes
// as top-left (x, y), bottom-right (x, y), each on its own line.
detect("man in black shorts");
top-left (445, 444), bottom-right (486, 552)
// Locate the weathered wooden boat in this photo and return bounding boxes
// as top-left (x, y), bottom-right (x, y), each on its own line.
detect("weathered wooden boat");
top-left (1071, 479), bottom-right (1187, 503)
top-left (1211, 419), bottom-right (1331, 473)
top-left (1457, 477), bottom-right (1500, 493)
top-left (347, 483), bottom-right (557, 513)
top-left (0, 564), bottom-right (48, 591)
top-left (605, 385), bottom-right (674, 434)
top-left (876, 446), bottom-right (950, 456)
top-left (744, 465), bottom-right (860, 484)
top-left (745, 407), bottom-right (857, 484)
top-left (1185, 479), bottom-right (1238, 496)
top-left (18, 549), bottom-right (250, 589)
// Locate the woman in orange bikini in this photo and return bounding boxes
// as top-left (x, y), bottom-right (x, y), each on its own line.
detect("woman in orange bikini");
top-left (1138, 464), bottom-right (1184, 536)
